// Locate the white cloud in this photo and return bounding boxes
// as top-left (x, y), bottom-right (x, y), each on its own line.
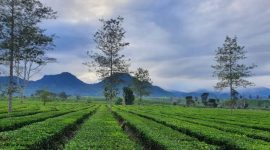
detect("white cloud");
top-left (33, 51), bottom-right (99, 83)
top-left (33, 0), bottom-right (270, 92)
top-left (41, 0), bottom-right (134, 24)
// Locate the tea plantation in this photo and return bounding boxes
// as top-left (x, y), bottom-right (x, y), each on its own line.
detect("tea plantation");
top-left (0, 100), bottom-right (269, 150)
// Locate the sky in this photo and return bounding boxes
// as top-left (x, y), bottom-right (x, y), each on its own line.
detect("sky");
top-left (35, 0), bottom-right (270, 92)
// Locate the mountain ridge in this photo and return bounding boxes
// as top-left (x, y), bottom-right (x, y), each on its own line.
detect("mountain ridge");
top-left (0, 72), bottom-right (269, 99)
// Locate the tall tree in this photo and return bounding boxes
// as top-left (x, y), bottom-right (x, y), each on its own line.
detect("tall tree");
top-left (133, 68), bottom-right (152, 104)
top-left (212, 36), bottom-right (256, 102)
top-left (0, 0), bottom-right (56, 112)
top-left (85, 16), bottom-right (130, 109)
top-left (123, 87), bottom-right (135, 105)
top-left (0, 0), bottom-right (17, 113)
top-left (201, 92), bottom-right (209, 106)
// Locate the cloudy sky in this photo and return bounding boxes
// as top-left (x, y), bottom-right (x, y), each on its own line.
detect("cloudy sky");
top-left (37, 0), bottom-right (270, 92)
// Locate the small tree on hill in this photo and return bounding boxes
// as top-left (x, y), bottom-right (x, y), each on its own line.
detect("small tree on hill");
top-left (123, 87), bottom-right (135, 105)
top-left (133, 68), bottom-right (152, 105)
top-left (212, 36), bottom-right (256, 106)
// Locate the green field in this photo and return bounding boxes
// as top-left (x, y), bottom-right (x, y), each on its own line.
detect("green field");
top-left (0, 100), bottom-right (269, 150)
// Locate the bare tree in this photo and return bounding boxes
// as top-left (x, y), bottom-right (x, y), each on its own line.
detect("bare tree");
top-left (84, 16), bottom-right (130, 109)
top-left (133, 68), bottom-right (152, 104)
top-left (212, 36), bottom-right (256, 106)
top-left (15, 26), bottom-right (56, 102)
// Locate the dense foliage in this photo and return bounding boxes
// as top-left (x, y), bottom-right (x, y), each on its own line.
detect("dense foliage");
top-left (123, 87), bottom-right (135, 105)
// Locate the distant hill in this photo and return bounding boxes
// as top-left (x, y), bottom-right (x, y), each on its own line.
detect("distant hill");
top-left (0, 72), bottom-right (172, 97)
top-left (238, 87), bottom-right (270, 99)
top-left (27, 72), bottom-right (101, 96)
top-left (0, 72), bottom-right (269, 99)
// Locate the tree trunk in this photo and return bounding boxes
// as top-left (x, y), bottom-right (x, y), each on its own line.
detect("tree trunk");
top-left (230, 83), bottom-right (233, 101)
top-left (15, 61), bottom-right (23, 103)
top-left (139, 88), bottom-right (142, 105)
top-left (229, 50), bottom-right (233, 114)
top-left (8, 0), bottom-right (15, 113)
top-left (109, 96), bottom-right (112, 110)
top-left (20, 59), bottom-right (28, 104)
top-left (20, 88), bottom-right (24, 103)
top-left (122, 96), bottom-right (126, 106)
top-left (230, 82), bottom-right (233, 114)
top-left (109, 47), bottom-right (113, 111)
top-left (109, 86), bottom-right (112, 111)
top-left (8, 90), bottom-right (13, 113)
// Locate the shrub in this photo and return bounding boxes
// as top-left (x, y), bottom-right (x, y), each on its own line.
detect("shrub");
top-left (59, 92), bottom-right (68, 100)
top-left (172, 101), bottom-right (177, 105)
top-left (186, 96), bottom-right (195, 106)
top-left (115, 97), bottom-right (123, 105)
top-left (208, 99), bottom-right (218, 108)
top-left (86, 98), bottom-right (93, 103)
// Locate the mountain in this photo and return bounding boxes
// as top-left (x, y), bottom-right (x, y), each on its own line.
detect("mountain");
top-left (173, 88), bottom-right (270, 99)
top-left (26, 72), bottom-right (102, 96)
top-left (238, 87), bottom-right (270, 99)
top-left (98, 73), bottom-right (172, 97)
top-left (0, 72), bottom-right (269, 99)
top-left (0, 72), bottom-right (172, 97)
